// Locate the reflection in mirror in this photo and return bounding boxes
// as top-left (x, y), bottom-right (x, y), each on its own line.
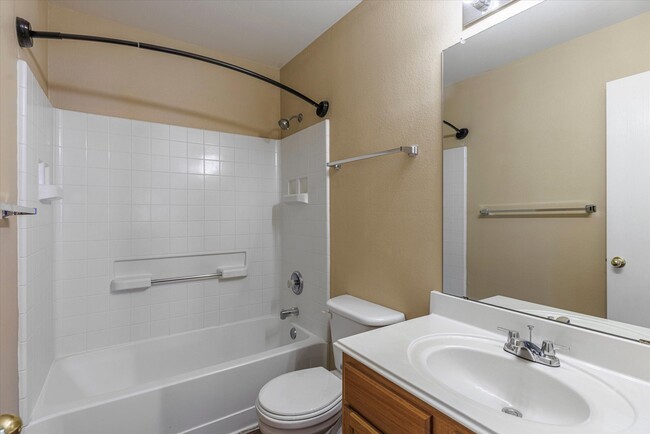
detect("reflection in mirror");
top-left (442, 0), bottom-right (650, 341)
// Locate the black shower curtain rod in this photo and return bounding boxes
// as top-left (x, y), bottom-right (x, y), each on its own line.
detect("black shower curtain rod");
top-left (16, 17), bottom-right (329, 118)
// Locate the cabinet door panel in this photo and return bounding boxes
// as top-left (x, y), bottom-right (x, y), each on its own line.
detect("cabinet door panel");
top-left (344, 406), bottom-right (382, 434)
top-left (434, 416), bottom-right (473, 434)
top-left (344, 363), bottom-right (431, 434)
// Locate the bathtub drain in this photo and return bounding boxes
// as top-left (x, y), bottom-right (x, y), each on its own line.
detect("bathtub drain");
top-left (501, 407), bottom-right (523, 418)
top-left (290, 327), bottom-right (297, 340)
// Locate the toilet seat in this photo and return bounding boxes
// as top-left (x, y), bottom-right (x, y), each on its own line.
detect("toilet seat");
top-left (256, 367), bottom-right (342, 430)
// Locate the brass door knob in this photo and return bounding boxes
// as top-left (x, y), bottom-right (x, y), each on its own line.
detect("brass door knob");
top-left (611, 256), bottom-right (626, 268)
top-left (0, 413), bottom-right (23, 434)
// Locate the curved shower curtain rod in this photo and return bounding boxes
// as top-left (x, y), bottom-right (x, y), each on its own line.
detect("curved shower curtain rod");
top-left (15, 17), bottom-right (330, 118)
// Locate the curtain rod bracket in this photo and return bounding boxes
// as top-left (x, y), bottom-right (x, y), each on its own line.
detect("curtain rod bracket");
top-left (15, 17), bottom-right (329, 118)
top-left (16, 17), bottom-right (33, 48)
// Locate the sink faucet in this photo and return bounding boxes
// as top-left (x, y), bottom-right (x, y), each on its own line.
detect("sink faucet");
top-left (280, 307), bottom-right (299, 320)
top-left (498, 326), bottom-right (562, 367)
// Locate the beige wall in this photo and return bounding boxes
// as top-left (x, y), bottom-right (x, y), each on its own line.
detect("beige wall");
top-left (280, 1), bottom-right (461, 319)
top-left (0, 0), bottom-right (48, 415)
top-left (444, 12), bottom-right (650, 317)
top-left (48, 4), bottom-right (282, 138)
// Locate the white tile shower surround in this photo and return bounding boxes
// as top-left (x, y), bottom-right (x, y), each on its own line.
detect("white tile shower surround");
top-left (443, 147), bottom-right (467, 297)
top-left (53, 110), bottom-right (284, 356)
top-left (17, 61), bottom-right (330, 428)
top-left (17, 60), bottom-right (56, 421)
top-left (280, 122), bottom-right (330, 341)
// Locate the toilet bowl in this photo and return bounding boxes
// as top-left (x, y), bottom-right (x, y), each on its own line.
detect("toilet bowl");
top-left (255, 295), bottom-right (405, 434)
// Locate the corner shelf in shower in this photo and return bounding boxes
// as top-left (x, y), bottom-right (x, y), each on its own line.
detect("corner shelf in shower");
top-left (283, 193), bottom-right (309, 204)
top-left (39, 185), bottom-right (63, 203)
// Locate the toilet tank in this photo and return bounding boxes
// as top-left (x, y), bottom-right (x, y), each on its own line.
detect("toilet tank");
top-left (326, 295), bottom-right (405, 371)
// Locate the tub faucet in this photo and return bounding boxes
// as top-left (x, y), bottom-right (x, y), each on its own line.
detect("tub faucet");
top-left (497, 326), bottom-right (563, 367)
top-left (280, 307), bottom-right (299, 320)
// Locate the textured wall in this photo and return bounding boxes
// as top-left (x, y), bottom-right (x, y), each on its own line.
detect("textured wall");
top-left (47, 4), bottom-right (282, 139)
top-left (280, 1), bottom-right (460, 319)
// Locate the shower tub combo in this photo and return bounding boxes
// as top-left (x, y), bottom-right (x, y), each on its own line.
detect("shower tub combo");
top-left (25, 318), bottom-right (326, 434)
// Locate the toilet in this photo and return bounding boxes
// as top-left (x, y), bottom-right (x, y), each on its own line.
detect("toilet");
top-left (255, 295), bottom-right (405, 434)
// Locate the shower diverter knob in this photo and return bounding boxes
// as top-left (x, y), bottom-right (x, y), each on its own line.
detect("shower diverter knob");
top-left (287, 271), bottom-right (304, 295)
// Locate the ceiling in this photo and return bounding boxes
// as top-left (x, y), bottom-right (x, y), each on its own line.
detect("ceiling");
top-left (444, 0), bottom-right (650, 86)
top-left (50, 0), bottom-right (362, 68)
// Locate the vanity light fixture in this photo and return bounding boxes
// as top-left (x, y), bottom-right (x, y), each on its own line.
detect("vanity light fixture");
top-left (463, 0), bottom-right (515, 27)
top-left (470, 0), bottom-right (492, 13)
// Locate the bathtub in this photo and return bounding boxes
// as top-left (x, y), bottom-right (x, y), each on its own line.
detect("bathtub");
top-left (25, 317), bottom-right (326, 434)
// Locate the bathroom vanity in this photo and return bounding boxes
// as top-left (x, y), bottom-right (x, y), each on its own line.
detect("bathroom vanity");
top-left (337, 292), bottom-right (650, 434)
top-left (342, 354), bottom-right (472, 434)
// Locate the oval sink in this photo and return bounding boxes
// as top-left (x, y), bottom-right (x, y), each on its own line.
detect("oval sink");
top-left (408, 335), bottom-right (635, 429)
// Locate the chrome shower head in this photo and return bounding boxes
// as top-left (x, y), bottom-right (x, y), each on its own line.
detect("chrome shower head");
top-left (278, 113), bottom-right (303, 130)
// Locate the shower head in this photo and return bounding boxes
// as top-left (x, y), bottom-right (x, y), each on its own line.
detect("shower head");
top-left (443, 120), bottom-right (469, 140)
top-left (278, 113), bottom-right (303, 130)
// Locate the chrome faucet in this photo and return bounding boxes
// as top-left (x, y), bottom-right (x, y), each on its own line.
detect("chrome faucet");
top-left (498, 325), bottom-right (563, 367)
top-left (280, 307), bottom-right (299, 320)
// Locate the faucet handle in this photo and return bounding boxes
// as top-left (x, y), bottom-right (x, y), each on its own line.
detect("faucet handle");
top-left (542, 340), bottom-right (570, 356)
top-left (541, 340), bottom-right (556, 356)
top-left (497, 327), bottom-right (520, 346)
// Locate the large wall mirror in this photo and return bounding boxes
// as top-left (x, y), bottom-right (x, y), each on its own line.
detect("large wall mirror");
top-left (442, 0), bottom-right (650, 341)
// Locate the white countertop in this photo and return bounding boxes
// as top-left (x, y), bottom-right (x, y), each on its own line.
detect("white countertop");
top-left (336, 294), bottom-right (650, 434)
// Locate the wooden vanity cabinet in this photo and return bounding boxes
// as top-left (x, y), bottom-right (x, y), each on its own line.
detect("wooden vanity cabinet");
top-left (342, 354), bottom-right (473, 434)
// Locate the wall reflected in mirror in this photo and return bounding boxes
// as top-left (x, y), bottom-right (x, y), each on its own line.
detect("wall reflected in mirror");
top-left (442, 0), bottom-right (650, 341)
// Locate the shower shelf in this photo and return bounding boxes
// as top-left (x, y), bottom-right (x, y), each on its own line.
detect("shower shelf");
top-left (283, 193), bottom-right (308, 204)
top-left (39, 185), bottom-right (63, 203)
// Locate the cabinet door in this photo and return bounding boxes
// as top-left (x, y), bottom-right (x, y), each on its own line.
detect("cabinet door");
top-left (434, 415), bottom-right (473, 434)
top-left (344, 406), bottom-right (382, 434)
top-left (344, 362), bottom-right (432, 433)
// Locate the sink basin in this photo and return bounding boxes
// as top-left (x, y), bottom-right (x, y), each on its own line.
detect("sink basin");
top-left (408, 334), bottom-right (634, 429)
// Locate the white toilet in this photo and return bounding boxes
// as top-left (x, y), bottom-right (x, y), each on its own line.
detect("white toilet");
top-left (255, 295), bottom-right (405, 434)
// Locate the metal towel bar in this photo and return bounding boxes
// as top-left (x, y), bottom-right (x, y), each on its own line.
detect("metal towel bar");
top-left (1, 202), bottom-right (37, 219)
top-left (150, 272), bottom-right (223, 286)
top-left (326, 145), bottom-right (418, 170)
top-left (479, 204), bottom-right (597, 216)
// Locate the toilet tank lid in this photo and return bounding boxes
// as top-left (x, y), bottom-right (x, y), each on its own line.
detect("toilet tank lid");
top-left (326, 295), bottom-right (405, 326)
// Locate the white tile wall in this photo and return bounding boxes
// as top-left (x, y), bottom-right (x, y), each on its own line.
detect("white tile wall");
top-left (54, 110), bottom-right (281, 356)
top-left (280, 121), bottom-right (330, 340)
top-left (443, 147), bottom-right (467, 297)
top-left (16, 71), bottom-right (330, 419)
top-left (17, 60), bottom-right (56, 422)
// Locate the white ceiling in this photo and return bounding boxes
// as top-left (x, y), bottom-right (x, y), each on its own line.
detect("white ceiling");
top-left (50, 0), bottom-right (362, 68)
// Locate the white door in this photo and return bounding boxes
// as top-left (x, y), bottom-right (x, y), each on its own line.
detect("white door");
top-left (606, 70), bottom-right (650, 328)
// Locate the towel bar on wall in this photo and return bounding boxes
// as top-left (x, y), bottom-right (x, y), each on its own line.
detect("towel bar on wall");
top-left (479, 204), bottom-right (597, 216)
top-left (0, 202), bottom-right (37, 219)
top-left (326, 145), bottom-right (418, 170)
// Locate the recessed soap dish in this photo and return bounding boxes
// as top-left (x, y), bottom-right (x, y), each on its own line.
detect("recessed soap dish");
top-left (283, 176), bottom-right (308, 204)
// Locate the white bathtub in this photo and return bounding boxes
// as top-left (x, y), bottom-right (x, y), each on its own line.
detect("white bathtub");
top-left (25, 317), bottom-right (326, 434)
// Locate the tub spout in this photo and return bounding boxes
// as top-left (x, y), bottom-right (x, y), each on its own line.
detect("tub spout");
top-left (280, 307), bottom-right (299, 320)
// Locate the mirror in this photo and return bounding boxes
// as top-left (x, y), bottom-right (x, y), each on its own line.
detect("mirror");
top-left (442, 0), bottom-right (650, 341)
